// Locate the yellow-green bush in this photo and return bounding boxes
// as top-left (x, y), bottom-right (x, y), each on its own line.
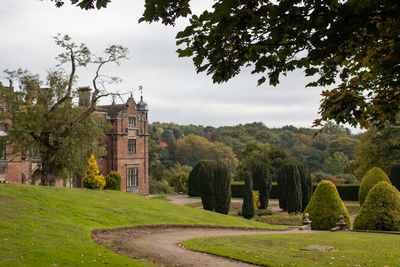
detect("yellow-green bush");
top-left (253, 190), bottom-right (260, 209)
top-left (354, 181), bottom-right (400, 231)
top-left (83, 155), bottom-right (106, 189)
top-left (303, 180), bottom-right (351, 230)
top-left (358, 167), bottom-right (391, 206)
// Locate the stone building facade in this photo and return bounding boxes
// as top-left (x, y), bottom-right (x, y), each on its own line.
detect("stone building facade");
top-left (0, 83), bottom-right (149, 195)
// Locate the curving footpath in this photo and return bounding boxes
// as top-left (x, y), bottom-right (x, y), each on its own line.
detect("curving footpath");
top-left (92, 224), bottom-right (318, 267)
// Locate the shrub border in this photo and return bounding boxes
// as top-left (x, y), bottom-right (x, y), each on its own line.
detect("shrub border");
top-left (231, 182), bottom-right (359, 201)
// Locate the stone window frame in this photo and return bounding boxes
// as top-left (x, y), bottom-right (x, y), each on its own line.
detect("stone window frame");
top-left (128, 116), bottom-right (136, 127)
top-left (128, 138), bottom-right (136, 155)
top-left (127, 167), bottom-right (138, 188)
top-left (0, 140), bottom-right (6, 160)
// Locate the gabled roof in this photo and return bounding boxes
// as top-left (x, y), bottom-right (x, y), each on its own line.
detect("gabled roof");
top-left (97, 104), bottom-right (127, 117)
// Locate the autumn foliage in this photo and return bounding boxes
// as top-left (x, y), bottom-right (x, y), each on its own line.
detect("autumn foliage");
top-left (83, 155), bottom-right (106, 189)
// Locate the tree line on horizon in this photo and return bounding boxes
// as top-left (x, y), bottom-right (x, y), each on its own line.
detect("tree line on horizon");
top-left (147, 120), bottom-right (400, 193)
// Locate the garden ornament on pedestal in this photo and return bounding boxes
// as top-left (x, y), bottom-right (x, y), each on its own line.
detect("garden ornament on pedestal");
top-left (299, 213), bottom-right (312, 230)
top-left (330, 215), bottom-right (348, 231)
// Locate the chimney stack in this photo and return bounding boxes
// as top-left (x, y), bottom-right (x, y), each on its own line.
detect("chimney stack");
top-left (77, 87), bottom-right (91, 107)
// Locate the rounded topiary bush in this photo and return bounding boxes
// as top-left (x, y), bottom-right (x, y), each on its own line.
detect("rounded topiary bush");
top-left (359, 167), bottom-right (391, 206)
top-left (353, 181), bottom-right (400, 231)
top-left (303, 180), bottom-right (351, 230)
top-left (105, 171), bottom-right (121, 191)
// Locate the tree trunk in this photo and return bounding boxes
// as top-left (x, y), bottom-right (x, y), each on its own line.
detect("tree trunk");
top-left (40, 152), bottom-right (58, 186)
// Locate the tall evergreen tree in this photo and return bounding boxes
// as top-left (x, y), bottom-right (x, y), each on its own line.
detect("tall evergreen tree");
top-left (242, 170), bottom-right (255, 219)
top-left (278, 165), bottom-right (288, 211)
top-left (286, 163), bottom-right (303, 213)
top-left (198, 160), bottom-right (217, 211)
top-left (213, 163), bottom-right (231, 214)
top-left (252, 160), bottom-right (271, 209)
top-left (299, 164), bottom-right (313, 212)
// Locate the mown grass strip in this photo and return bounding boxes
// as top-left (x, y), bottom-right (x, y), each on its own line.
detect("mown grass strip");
top-left (183, 232), bottom-right (400, 266)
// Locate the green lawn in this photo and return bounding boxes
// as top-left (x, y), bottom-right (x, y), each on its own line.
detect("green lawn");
top-left (254, 213), bottom-right (302, 226)
top-left (0, 184), bottom-right (282, 267)
top-left (183, 232), bottom-right (400, 266)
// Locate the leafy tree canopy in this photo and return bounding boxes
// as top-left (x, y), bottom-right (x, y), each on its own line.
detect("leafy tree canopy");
top-left (141, 0), bottom-right (400, 130)
top-left (52, 1), bottom-right (400, 129)
top-left (354, 121), bottom-right (400, 178)
top-left (49, 0), bottom-right (110, 9)
top-left (322, 152), bottom-right (349, 176)
top-left (1, 34), bottom-right (127, 185)
top-left (176, 134), bottom-right (238, 173)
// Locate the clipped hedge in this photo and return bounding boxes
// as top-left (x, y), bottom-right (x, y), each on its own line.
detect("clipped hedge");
top-left (359, 167), bottom-right (391, 206)
top-left (336, 184), bottom-right (359, 201)
top-left (231, 182), bottom-right (359, 201)
top-left (303, 180), bottom-right (351, 230)
top-left (354, 181), bottom-right (400, 231)
top-left (389, 164), bottom-right (400, 192)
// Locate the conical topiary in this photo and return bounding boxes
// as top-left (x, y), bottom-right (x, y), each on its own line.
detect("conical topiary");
top-left (359, 167), bottom-right (391, 206)
top-left (303, 180), bottom-right (351, 230)
top-left (353, 181), bottom-right (400, 231)
top-left (389, 164), bottom-right (400, 192)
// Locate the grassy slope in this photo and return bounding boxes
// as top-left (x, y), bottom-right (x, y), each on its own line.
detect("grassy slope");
top-left (0, 184), bottom-right (279, 267)
top-left (183, 232), bottom-right (400, 267)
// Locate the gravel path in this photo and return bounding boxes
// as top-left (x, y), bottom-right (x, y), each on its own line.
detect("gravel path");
top-left (105, 195), bottom-right (354, 266)
top-left (92, 225), bottom-right (318, 267)
top-left (166, 195), bottom-right (202, 205)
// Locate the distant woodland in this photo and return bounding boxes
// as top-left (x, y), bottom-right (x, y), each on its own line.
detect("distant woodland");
top-left (148, 121), bottom-right (400, 193)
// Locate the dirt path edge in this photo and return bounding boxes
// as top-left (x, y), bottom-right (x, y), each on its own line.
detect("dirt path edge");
top-left (92, 223), bottom-right (288, 234)
top-left (91, 224), bottom-right (294, 266)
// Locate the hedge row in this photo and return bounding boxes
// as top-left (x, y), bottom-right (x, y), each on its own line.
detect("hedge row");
top-left (231, 182), bottom-right (359, 201)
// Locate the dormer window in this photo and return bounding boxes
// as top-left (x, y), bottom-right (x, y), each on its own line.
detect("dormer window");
top-left (128, 116), bottom-right (136, 127)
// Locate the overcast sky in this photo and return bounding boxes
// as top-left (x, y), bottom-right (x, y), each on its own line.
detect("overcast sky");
top-left (0, 0), bottom-right (338, 130)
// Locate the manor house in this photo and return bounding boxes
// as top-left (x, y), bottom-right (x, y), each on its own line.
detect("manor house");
top-left (0, 84), bottom-right (149, 195)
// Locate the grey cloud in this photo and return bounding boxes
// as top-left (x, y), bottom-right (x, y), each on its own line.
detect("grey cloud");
top-left (0, 1), bottom-right (331, 130)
